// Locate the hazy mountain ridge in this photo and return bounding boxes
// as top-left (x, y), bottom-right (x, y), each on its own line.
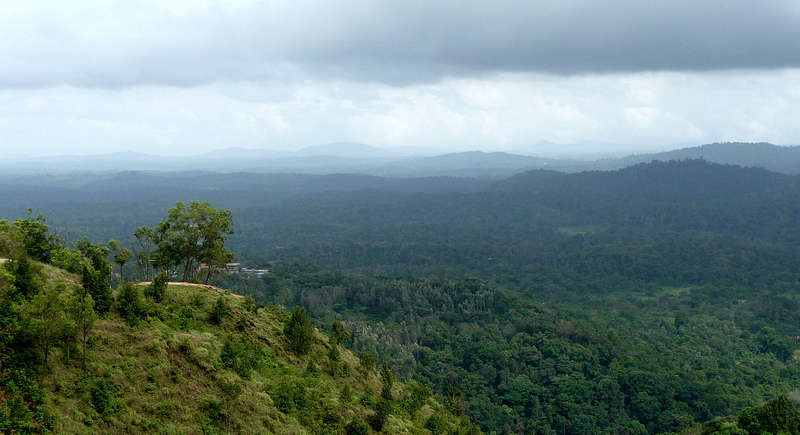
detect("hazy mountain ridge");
top-left (3, 141), bottom-right (799, 177)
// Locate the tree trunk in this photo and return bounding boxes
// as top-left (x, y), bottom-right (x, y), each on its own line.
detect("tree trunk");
top-left (183, 257), bottom-right (193, 282)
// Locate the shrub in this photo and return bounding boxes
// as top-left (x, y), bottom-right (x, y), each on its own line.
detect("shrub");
top-left (116, 283), bottom-right (144, 324)
top-left (359, 351), bottom-right (376, 374)
top-left (369, 398), bottom-right (392, 431)
top-left (425, 415), bottom-right (447, 434)
top-left (271, 380), bottom-right (308, 413)
top-left (400, 381), bottom-right (431, 416)
top-left (345, 418), bottom-right (369, 435)
top-left (175, 306), bottom-right (194, 331)
top-left (284, 307), bottom-right (313, 356)
top-left (90, 380), bottom-right (112, 415)
top-left (208, 297), bottom-right (229, 325)
top-left (144, 272), bottom-right (168, 302)
top-left (220, 336), bottom-right (263, 378)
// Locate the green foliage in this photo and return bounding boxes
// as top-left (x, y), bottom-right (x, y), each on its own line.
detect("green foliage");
top-left (0, 233), bottom-right (468, 433)
top-left (0, 219), bottom-right (23, 258)
top-left (69, 287), bottom-right (96, 370)
top-left (738, 396), bottom-right (800, 434)
top-left (344, 418), bottom-right (369, 435)
top-left (90, 380), bottom-right (113, 415)
top-left (108, 239), bottom-right (132, 283)
top-left (271, 380), bottom-right (308, 413)
top-left (78, 239), bottom-right (113, 314)
top-left (13, 210), bottom-right (55, 263)
top-left (425, 414), bottom-right (447, 434)
top-left (208, 297), bottom-right (229, 325)
top-left (144, 272), bottom-right (168, 302)
top-left (5, 255), bottom-right (43, 301)
top-left (49, 246), bottom-right (84, 273)
top-left (219, 335), bottom-right (264, 379)
top-left (116, 283), bottom-right (144, 324)
top-left (400, 381), bottom-right (431, 416)
top-left (331, 321), bottom-right (350, 346)
top-left (369, 397), bottom-right (392, 431)
top-left (757, 326), bottom-right (794, 361)
top-left (26, 282), bottom-right (73, 368)
top-left (359, 351), bottom-right (375, 374)
top-left (284, 306), bottom-right (313, 356)
top-left (380, 360), bottom-right (394, 401)
top-left (152, 201), bottom-right (233, 282)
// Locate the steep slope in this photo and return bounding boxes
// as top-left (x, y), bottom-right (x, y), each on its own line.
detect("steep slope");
top-left (1, 264), bottom-right (477, 434)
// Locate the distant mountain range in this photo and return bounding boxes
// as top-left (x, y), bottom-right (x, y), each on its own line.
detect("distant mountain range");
top-left (2, 141), bottom-right (799, 177)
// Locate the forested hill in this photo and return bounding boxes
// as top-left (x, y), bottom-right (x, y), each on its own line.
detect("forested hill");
top-left (598, 142), bottom-right (800, 174)
top-left (0, 220), bottom-right (476, 433)
top-left (3, 160), bottom-right (800, 432)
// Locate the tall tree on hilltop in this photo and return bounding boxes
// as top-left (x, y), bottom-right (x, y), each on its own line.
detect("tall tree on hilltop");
top-left (132, 226), bottom-right (156, 281)
top-left (152, 201), bottom-right (234, 282)
top-left (13, 209), bottom-right (56, 263)
top-left (108, 239), bottom-right (132, 284)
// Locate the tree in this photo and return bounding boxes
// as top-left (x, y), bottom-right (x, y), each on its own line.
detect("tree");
top-left (144, 272), bottom-right (168, 302)
top-left (132, 226), bottom-right (156, 281)
top-left (284, 307), bottom-right (313, 356)
top-left (26, 282), bottom-right (72, 369)
top-left (153, 201), bottom-right (233, 282)
top-left (0, 219), bottom-right (23, 258)
top-left (331, 321), bottom-right (350, 346)
top-left (380, 361), bottom-right (395, 400)
top-left (108, 239), bottom-right (132, 284)
top-left (77, 239), bottom-right (113, 314)
top-left (6, 255), bottom-right (43, 300)
top-left (69, 286), bottom-right (96, 371)
top-left (117, 283), bottom-right (144, 325)
top-left (81, 263), bottom-right (112, 315)
top-left (209, 297), bottom-right (230, 325)
top-left (13, 210), bottom-right (55, 263)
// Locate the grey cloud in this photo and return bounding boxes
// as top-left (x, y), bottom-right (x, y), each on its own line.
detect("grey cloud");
top-left (2, 0), bottom-right (800, 88)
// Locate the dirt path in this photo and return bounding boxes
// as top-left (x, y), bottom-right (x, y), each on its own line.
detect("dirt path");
top-left (135, 281), bottom-right (243, 299)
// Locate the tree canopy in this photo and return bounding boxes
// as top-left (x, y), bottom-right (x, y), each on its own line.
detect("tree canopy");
top-left (152, 201), bottom-right (233, 282)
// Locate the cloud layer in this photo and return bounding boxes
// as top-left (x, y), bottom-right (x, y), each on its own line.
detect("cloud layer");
top-left (2, 1), bottom-right (800, 156)
top-left (3, 0), bottom-right (800, 88)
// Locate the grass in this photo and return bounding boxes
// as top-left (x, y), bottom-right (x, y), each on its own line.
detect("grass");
top-left (34, 276), bottom-right (476, 434)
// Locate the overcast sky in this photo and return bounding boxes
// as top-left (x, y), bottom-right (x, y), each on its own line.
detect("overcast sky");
top-left (2, 0), bottom-right (800, 157)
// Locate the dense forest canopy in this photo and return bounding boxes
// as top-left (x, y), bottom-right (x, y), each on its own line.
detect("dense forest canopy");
top-left (3, 159), bottom-right (800, 433)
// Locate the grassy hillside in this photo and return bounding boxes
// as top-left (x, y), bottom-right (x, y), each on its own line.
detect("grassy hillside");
top-left (2, 264), bottom-right (477, 434)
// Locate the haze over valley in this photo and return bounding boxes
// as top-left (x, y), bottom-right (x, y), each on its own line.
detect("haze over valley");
top-left (5, 1), bottom-right (800, 434)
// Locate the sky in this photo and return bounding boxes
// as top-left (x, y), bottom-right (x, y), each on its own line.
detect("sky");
top-left (2, 0), bottom-right (800, 157)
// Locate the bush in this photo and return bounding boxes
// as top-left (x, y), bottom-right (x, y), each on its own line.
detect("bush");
top-left (208, 298), bottom-right (229, 325)
top-left (425, 415), bottom-right (447, 434)
top-left (144, 272), bottom-right (168, 302)
top-left (220, 336), bottom-right (264, 379)
top-left (116, 283), bottom-right (144, 324)
top-left (175, 306), bottom-right (194, 331)
top-left (369, 398), bottom-right (392, 431)
top-left (359, 351), bottom-right (376, 374)
top-left (284, 307), bottom-right (313, 356)
top-left (345, 418), bottom-right (369, 435)
top-left (400, 381), bottom-right (431, 416)
top-left (271, 380), bottom-right (307, 413)
top-left (90, 380), bottom-right (112, 414)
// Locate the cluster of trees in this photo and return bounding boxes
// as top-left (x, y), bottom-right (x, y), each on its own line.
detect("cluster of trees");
top-left (215, 262), bottom-right (800, 434)
top-left (0, 203), bottom-right (234, 431)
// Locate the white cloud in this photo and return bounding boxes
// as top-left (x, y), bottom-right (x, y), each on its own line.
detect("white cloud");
top-left (2, 70), bottom-right (800, 157)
